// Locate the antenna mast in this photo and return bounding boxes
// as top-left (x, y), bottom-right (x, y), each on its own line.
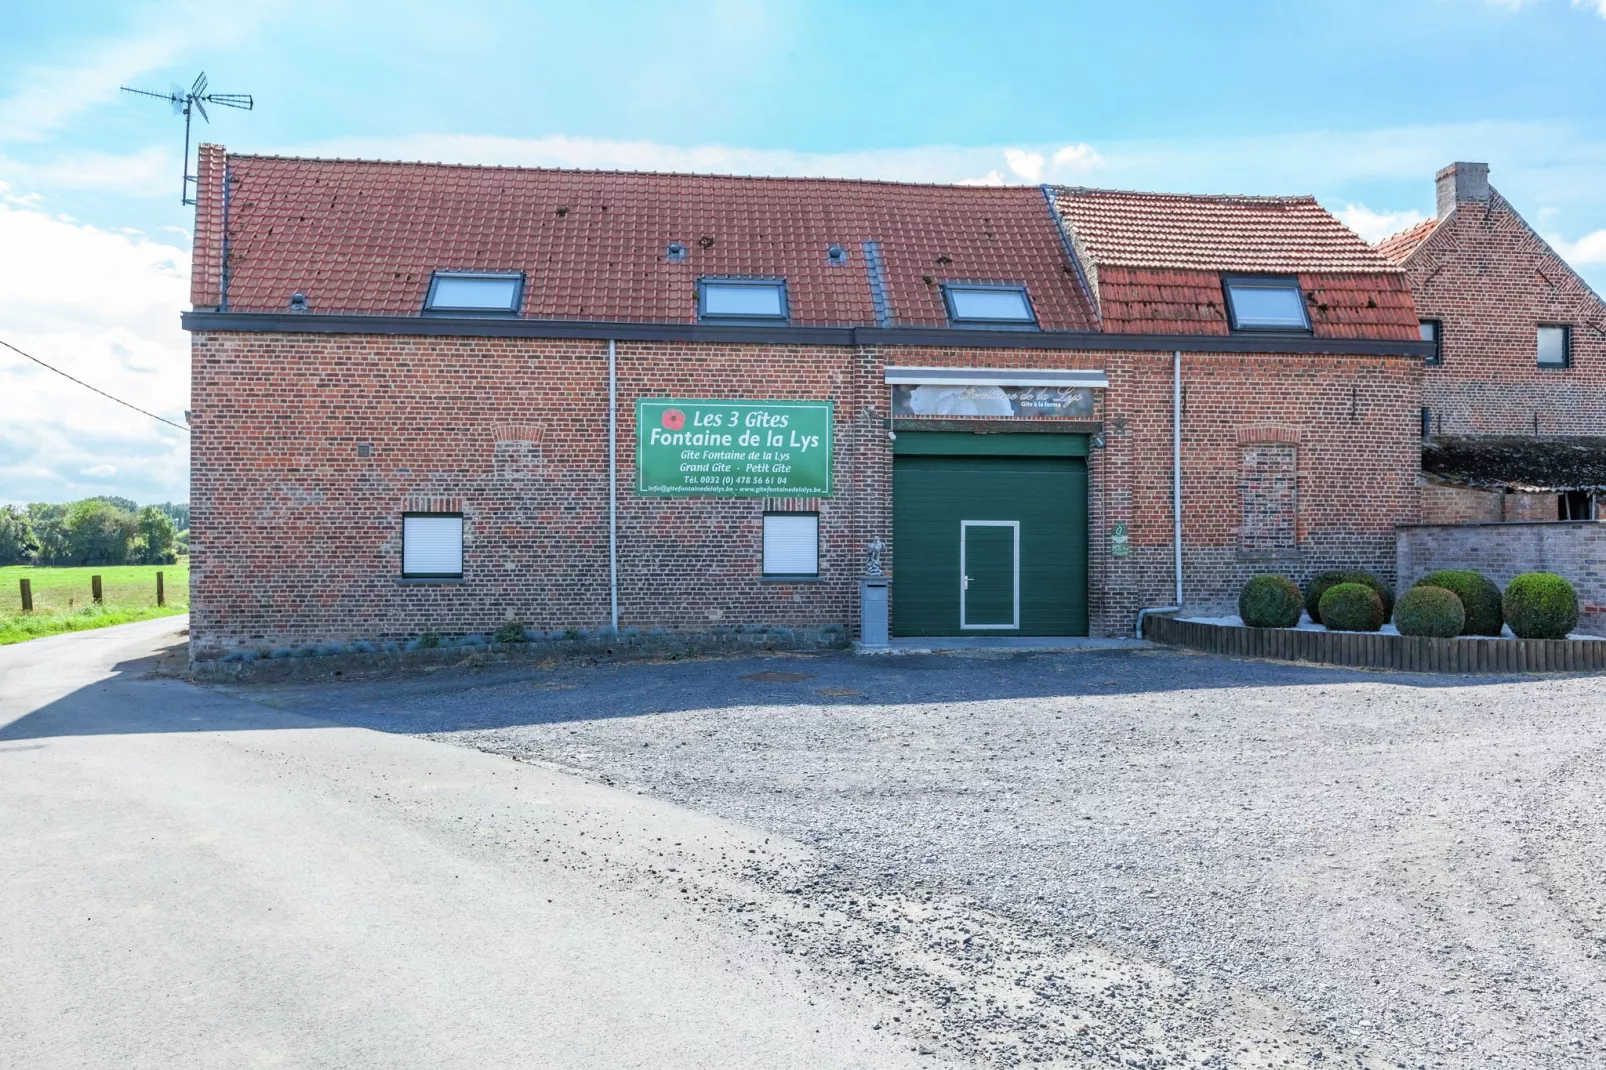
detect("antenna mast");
top-left (121, 72), bottom-right (253, 205)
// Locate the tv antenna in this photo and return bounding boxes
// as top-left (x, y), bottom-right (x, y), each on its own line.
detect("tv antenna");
top-left (121, 72), bottom-right (253, 205)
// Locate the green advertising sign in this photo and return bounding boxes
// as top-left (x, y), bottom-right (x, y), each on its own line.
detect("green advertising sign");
top-left (636, 399), bottom-right (834, 497)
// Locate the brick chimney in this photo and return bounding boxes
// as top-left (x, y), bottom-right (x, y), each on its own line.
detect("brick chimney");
top-left (1435, 161), bottom-right (1489, 220)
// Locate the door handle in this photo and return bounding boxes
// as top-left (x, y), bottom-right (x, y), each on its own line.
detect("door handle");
top-left (963, 575), bottom-right (971, 590)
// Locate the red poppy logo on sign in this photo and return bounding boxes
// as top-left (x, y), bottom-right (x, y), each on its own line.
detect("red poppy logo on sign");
top-left (661, 408), bottom-right (686, 430)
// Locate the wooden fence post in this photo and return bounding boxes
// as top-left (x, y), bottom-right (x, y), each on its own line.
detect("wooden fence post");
top-left (19, 578), bottom-right (31, 612)
top-left (156, 571), bottom-right (165, 607)
top-left (92, 575), bottom-right (103, 604)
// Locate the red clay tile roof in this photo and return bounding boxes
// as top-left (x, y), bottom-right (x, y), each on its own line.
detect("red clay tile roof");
top-left (1051, 187), bottom-right (1397, 273)
top-left (1048, 187), bottom-right (1417, 337)
top-left (1374, 217), bottom-right (1440, 265)
top-left (195, 146), bottom-right (1098, 329)
top-left (1090, 267), bottom-right (1419, 339)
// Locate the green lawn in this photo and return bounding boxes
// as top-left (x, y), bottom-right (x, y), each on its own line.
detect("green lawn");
top-left (0, 562), bottom-right (188, 645)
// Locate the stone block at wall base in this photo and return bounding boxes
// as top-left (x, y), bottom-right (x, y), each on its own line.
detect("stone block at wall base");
top-left (190, 625), bottom-right (849, 684)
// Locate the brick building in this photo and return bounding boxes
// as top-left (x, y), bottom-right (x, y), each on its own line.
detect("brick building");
top-left (183, 145), bottom-right (1429, 657)
top-left (1378, 162), bottom-right (1606, 522)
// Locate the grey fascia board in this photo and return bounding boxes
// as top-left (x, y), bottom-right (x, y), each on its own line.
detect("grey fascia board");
top-left (180, 311), bottom-right (1437, 357)
top-left (884, 366), bottom-right (1110, 388)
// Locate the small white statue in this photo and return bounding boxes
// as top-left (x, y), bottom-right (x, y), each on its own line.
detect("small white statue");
top-left (865, 537), bottom-right (886, 576)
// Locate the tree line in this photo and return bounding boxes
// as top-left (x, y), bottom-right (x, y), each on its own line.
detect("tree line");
top-left (0, 498), bottom-right (187, 566)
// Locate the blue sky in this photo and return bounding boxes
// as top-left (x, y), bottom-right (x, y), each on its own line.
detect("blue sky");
top-left (3, 0), bottom-right (1605, 505)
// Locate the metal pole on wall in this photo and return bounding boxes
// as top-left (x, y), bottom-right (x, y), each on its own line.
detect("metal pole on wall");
top-left (608, 339), bottom-right (619, 633)
top-left (1173, 350), bottom-right (1183, 607)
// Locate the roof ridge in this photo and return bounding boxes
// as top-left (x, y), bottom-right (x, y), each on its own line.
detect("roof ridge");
top-left (1052, 185), bottom-right (1319, 205)
top-left (215, 146), bottom-right (1046, 192)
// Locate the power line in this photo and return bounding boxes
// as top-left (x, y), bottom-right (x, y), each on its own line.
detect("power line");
top-left (0, 336), bottom-right (189, 433)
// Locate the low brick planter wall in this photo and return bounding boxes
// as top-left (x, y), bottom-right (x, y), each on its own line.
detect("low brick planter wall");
top-left (1142, 614), bottom-right (1606, 674)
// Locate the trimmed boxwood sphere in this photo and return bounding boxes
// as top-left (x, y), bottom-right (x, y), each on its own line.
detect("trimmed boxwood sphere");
top-left (1318, 582), bottom-right (1385, 632)
top-left (1413, 569), bottom-right (1503, 636)
top-left (1503, 572), bottom-right (1579, 639)
top-left (1305, 570), bottom-right (1394, 623)
top-left (1239, 574), bottom-right (1304, 628)
top-left (1394, 585), bottom-right (1465, 638)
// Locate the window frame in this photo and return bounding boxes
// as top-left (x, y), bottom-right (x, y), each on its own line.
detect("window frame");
top-left (760, 511), bottom-right (821, 580)
top-left (1537, 324), bottom-right (1572, 369)
top-left (1221, 275), bottom-right (1312, 333)
top-left (941, 282), bottom-right (1039, 330)
top-left (696, 277), bottom-right (790, 325)
top-left (400, 511), bottom-right (465, 580)
top-left (1419, 318), bottom-right (1444, 366)
top-left (422, 271), bottom-right (525, 316)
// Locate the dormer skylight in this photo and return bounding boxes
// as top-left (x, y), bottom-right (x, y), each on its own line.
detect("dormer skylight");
top-left (1223, 276), bottom-right (1310, 332)
top-left (423, 271), bottom-right (524, 315)
top-left (697, 278), bottom-right (789, 324)
top-left (942, 283), bottom-right (1038, 328)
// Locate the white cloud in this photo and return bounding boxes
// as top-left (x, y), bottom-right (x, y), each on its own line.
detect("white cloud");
top-left (0, 186), bottom-right (189, 504)
top-left (1052, 143), bottom-right (1103, 173)
top-left (1005, 149), bottom-right (1045, 183)
top-left (1488, 0), bottom-right (1606, 14)
top-left (0, 2), bottom-right (274, 144)
top-left (1548, 228), bottom-right (1606, 265)
top-left (0, 147), bottom-right (178, 198)
top-left (1335, 204), bottom-right (1432, 243)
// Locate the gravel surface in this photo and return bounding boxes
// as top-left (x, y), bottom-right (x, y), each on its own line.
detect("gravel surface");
top-left (231, 647), bottom-right (1606, 1069)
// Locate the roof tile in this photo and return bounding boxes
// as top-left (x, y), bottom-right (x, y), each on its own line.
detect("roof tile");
top-left (209, 149), bottom-right (1097, 329)
top-left (1052, 186), bottom-right (1398, 273)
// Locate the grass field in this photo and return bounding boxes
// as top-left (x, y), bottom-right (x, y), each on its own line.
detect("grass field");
top-left (1, 562), bottom-right (188, 645)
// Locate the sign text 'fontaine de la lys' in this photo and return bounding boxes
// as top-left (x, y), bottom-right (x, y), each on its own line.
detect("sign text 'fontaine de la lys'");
top-left (636, 399), bottom-right (834, 497)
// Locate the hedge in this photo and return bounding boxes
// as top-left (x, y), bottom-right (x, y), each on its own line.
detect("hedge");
top-left (1318, 582), bottom-right (1385, 632)
top-left (1503, 573), bottom-right (1579, 640)
top-left (1239, 575), bottom-right (1304, 628)
top-left (1413, 569), bottom-right (1503, 637)
top-left (1394, 585), bottom-right (1465, 638)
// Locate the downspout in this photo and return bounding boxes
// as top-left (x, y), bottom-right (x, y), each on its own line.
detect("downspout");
top-left (608, 339), bottom-right (619, 633)
top-left (1135, 350), bottom-right (1184, 638)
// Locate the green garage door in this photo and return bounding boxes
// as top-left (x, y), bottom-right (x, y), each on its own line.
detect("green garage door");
top-left (892, 434), bottom-right (1088, 637)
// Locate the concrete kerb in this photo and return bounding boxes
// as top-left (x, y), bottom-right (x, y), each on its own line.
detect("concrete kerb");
top-left (191, 627), bottom-right (849, 684)
top-left (854, 636), bottom-right (1153, 656)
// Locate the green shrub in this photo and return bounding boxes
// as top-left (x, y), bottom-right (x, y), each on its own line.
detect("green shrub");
top-left (417, 631), bottom-right (441, 649)
top-left (1412, 569), bottom-right (1503, 636)
top-left (494, 621), bottom-right (528, 644)
top-left (1318, 582), bottom-right (1385, 632)
top-left (1394, 585), bottom-right (1465, 638)
top-left (1305, 570), bottom-right (1394, 623)
top-left (1502, 572), bottom-right (1578, 639)
top-left (1238, 574), bottom-right (1304, 628)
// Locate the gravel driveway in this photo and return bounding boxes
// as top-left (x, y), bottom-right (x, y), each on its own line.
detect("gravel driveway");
top-left (234, 647), bottom-right (1606, 1069)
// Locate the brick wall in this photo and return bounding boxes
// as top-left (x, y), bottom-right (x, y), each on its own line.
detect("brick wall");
top-left (189, 332), bottom-right (1421, 653)
top-left (1420, 482), bottom-right (1563, 524)
top-left (1406, 193), bottom-right (1606, 436)
top-left (1397, 522), bottom-right (1606, 635)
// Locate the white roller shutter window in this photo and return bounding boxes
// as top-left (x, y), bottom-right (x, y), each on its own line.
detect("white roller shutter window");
top-left (403, 515), bottom-right (463, 577)
top-left (763, 514), bottom-right (819, 576)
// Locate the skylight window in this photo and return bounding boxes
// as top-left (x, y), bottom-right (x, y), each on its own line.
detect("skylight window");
top-left (1223, 277), bottom-right (1310, 332)
top-left (943, 284), bottom-right (1037, 328)
top-left (698, 278), bottom-right (788, 323)
top-left (424, 271), bottom-right (524, 315)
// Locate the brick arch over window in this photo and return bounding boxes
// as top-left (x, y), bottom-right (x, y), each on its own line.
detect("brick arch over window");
top-left (1236, 425), bottom-right (1302, 446)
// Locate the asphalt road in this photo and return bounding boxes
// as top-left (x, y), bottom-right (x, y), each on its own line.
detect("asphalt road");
top-left (0, 619), bottom-right (940, 1070)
